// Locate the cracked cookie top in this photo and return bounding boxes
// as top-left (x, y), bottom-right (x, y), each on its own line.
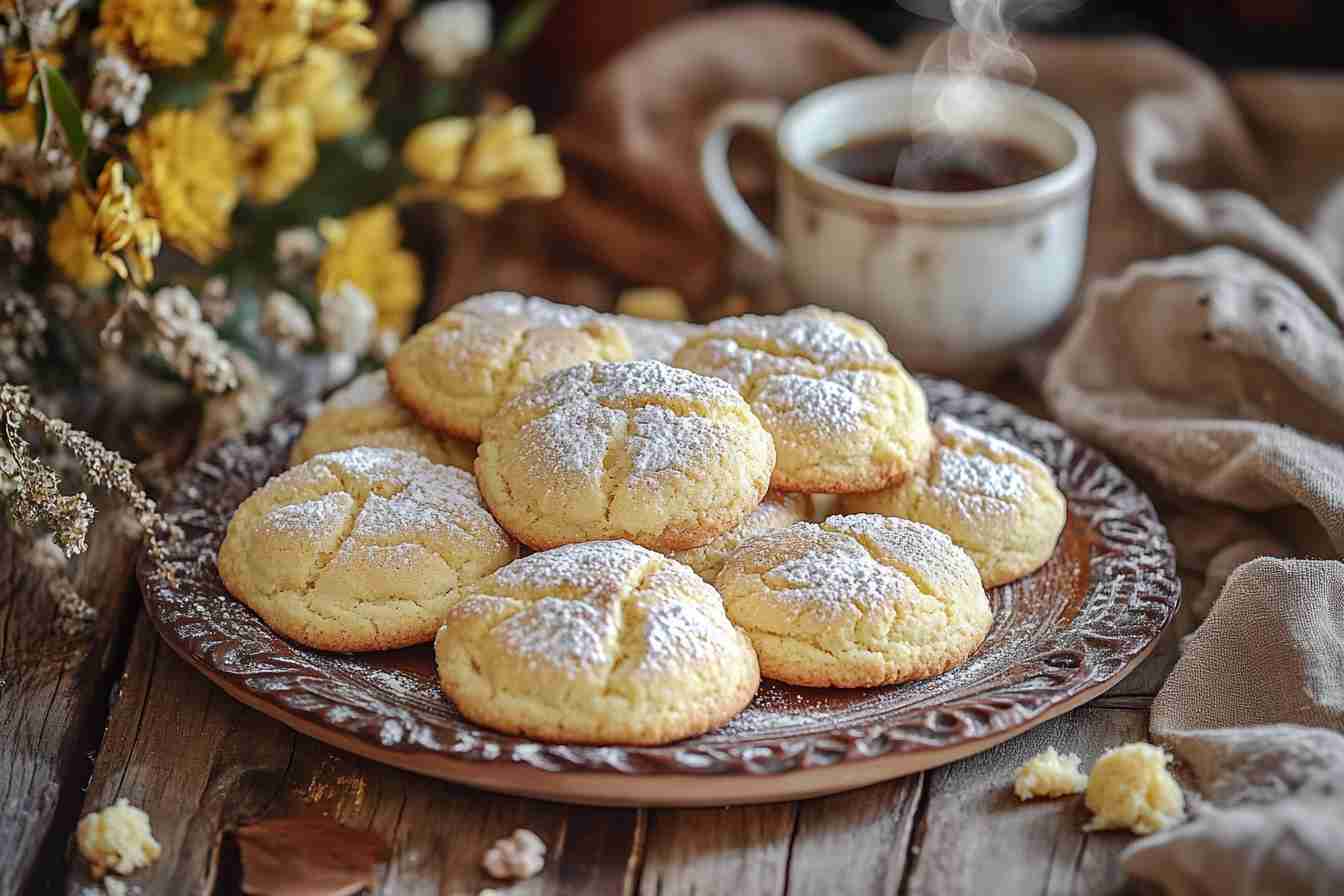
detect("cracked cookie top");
top-left (218, 447), bottom-right (517, 652)
top-left (433, 540), bottom-right (760, 745)
top-left (666, 491), bottom-right (813, 583)
top-left (475, 360), bottom-right (775, 552)
top-left (289, 371), bottom-right (476, 471)
top-left (715, 513), bottom-right (992, 688)
top-left (842, 416), bottom-right (1067, 587)
top-left (671, 308), bottom-right (934, 494)
top-left (387, 301), bottom-right (634, 441)
top-left (455, 291), bottom-right (704, 362)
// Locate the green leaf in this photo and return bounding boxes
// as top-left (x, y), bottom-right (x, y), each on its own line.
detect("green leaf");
top-left (34, 97), bottom-right (45, 150)
top-left (497, 0), bottom-right (556, 54)
top-left (37, 63), bottom-right (88, 168)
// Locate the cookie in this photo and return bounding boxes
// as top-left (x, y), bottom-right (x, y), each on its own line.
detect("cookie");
top-left (455, 291), bottom-right (704, 362)
top-left (667, 491), bottom-right (812, 582)
top-left (434, 540), bottom-right (760, 745)
top-left (388, 301), bottom-right (633, 440)
top-left (715, 514), bottom-right (992, 687)
top-left (218, 447), bottom-right (517, 651)
top-left (672, 309), bottom-right (932, 493)
top-left (786, 305), bottom-right (888, 350)
top-left (475, 360), bottom-right (775, 551)
top-left (841, 416), bottom-right (1066, 586)
top-left (289, 371), bottom-right (475, 470)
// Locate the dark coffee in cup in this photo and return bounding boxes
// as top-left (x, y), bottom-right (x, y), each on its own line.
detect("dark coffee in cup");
top-left (817, 131), bottom-right (1053, 192)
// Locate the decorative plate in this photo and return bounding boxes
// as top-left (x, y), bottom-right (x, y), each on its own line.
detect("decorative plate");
top-left (138, 377), bottom-right (1179, 806)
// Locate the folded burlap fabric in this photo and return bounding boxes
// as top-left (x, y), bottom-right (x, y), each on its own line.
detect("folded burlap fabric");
top-left (1015, 31), bottom-right (1344, 895)
top-left (434, 9), bottom-right (1344, 891)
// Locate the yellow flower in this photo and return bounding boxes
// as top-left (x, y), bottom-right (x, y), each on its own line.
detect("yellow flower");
top-left (225, 0), bottom-right (313, 83)
top-left (226, 0), bottom-right (376, 84)
top-left (402, 106), bottom-right (564, 215)
top-left (0, 106), bottom-right (37, 145)
top-left (317, 204), bottom-right (422, 333)
top-left (49, 193), bottom-right (113, 289)
top-left (94, 0), bottom-right (213, 69)
top-left (91, 162), bottom-right (161, 286)
top-left (241, 106), bottom-right (317, 205)
top-left (312, 0), bottom-right (379, 53)
top-left (3, 50), bottom-right (61, 106)
top-left (256, 48), bottom-right (371, 141)
top-left (129, 105), bottom-right (239, 262)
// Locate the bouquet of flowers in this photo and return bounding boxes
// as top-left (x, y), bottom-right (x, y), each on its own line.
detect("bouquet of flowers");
top-left (0, 0), bottom-right (562, 577)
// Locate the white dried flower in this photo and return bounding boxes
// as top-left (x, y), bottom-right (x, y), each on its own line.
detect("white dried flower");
top-left (0, 141), bottom-right (75, 198)
top-left (0, 283), bottom-right (46, 379)
top-left (481, 829), bottom-right (546, 881)
top-left (372, 327), bottom-right (401, 362)
top-left (403, 0), bottom-right (492, 78)
top-left (150, 285), bottom-right (202, 330)
top-left (275, 227), bottom-right (322, 279)
top-left (177, 322), bottom-right (237, 393)
top-left (197, 351), bottom-right (274, 448)
top-left (318, 282), bottom-right (375, 357)
top-left (83, 113), bottom-right (113, 149)
top-left (102, 288), bottom-right (237, 394)
top-left (198, 276), bottom-right (234, 325)
top-left (20, 0), bottom-right (78, 48)
top-left (51, 576), bottom-right (96, 636)
top-left (260, 290), bottom-right (315, 354)
top-left (90, 55), bottom-right (151, 128)
top-left (0, 383), bottom-right (179, 566)
top-left (0, 214), bottom-right (34, 262)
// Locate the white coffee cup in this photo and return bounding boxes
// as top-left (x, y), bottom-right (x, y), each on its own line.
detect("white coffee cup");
top-left (701, 74), bottom-right (1096, 376)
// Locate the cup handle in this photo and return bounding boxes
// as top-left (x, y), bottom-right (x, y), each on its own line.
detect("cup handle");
top-left (700, 99), bottom-right (785, 270)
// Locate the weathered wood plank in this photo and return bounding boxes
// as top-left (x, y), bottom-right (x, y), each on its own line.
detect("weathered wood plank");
top-left (63, 618), bottom-right (299, 895)
top-left (0, 509), bottom-right (140, 896)
top-left (902, 705), bottom-right (1148, 896)
top-left (62, 615), bottom-right (645, 895)
top-left (637, 803), bottom-right (797, 896)
top-left (784, 775), bottom-right (924, 896)
top-left (784, 773), bottom-right (924, 896)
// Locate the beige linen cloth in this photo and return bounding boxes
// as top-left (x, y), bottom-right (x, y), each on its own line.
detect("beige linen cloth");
top-left (436, 9), bottom-right (1344, 891)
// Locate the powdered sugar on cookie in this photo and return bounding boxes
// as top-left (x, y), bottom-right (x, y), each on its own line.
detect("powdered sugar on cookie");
top-left (435, 541), bottom-right (760, 744)
top-left (476, 361), bottom-right (774, 551)
top-left (673, 309), bottom-right (932, 494)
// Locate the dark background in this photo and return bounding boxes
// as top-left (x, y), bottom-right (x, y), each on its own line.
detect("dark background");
top-left (514, 0), bottom-right (1335, 117)
top-left (785, 0), bottom-right (1333, 69)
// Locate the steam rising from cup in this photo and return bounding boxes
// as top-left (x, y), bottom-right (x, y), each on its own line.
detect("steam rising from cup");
top-left (927, 0), bottom-right (1036, 131)
top-left (891, 0), bottom-right (1075, 189)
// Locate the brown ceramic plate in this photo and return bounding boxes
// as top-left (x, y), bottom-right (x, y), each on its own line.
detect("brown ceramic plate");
top-left (138, 377), bottom-right (1178, 807)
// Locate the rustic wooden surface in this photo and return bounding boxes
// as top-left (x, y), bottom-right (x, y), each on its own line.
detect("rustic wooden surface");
top-left (1, 376), bottom-right (1193, 896)
top-left (1, 528), bottom-right (1192, 896)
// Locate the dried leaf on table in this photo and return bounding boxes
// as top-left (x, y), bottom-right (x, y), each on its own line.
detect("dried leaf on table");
top-left (234, 817), bottom-right (391, 896)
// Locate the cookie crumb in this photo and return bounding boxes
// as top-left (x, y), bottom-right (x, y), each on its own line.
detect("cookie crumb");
top-left (1084, 742), bottom-right (1185, 834)
top-left (1013, 746), bottom-right (1087, 800)
top-left (481, 828), bottom-right (546, 880)
top-left (76, 798), bottom-right (161, 878)
top-left (616, 287), bottom-right (689, 322)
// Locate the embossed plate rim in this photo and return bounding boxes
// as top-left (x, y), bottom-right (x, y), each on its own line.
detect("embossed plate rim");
top-left (137, 376), bottom-right (1180, 796)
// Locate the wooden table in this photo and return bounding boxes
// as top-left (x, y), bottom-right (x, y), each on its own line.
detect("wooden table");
top-left (3, 382), bottom-right (1192, 895)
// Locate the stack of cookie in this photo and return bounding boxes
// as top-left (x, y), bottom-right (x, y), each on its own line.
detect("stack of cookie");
top-left (219, 293), bottom-right (1066, 746)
